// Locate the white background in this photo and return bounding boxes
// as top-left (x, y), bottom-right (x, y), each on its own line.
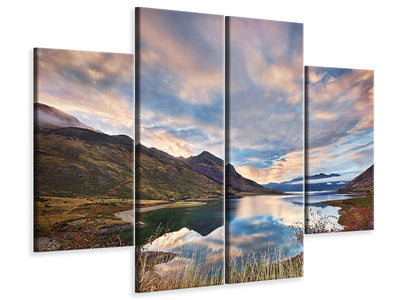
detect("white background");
top-left (0, 0), bottom-right (398, 299)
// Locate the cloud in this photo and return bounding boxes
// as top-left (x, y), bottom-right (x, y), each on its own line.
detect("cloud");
top-left (39, 91), bottom-right (133, 129)
top-left (236, 150), bottom-right (303, 184)
top-left (307, 69), bottom-right (324, 83)
top-left (36, 48), bottom-right (133, 137)
top-left (139, 98), bottom-right (224, 158)
top-left (307, 68), bottom-right (373, 105)
top-left (306, 67), bottom-right (374, 175)
top-left (227, 17), bottom-right (303, 182)
top-left (244, 46), bottom-right (303, 104)
top-left (138, 8), bottom-right (223, 105)
top-left (307, 139), bottom-right (374, 175)
top-left (350, 148), bottom-right (374, 167)
top-left (313, 110), bottom-right (338, 120)
top-left (140, 127), bottom-right (196, 157)
top-left (137, 9), bottom-right (224, 157)
top-left (229, 17), bottom-right (303, 105)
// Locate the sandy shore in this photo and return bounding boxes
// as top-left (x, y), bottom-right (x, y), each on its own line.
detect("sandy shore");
top-left (115, 201), bottom-right (209, 223)
top-left (114, 210), bottom-right (134, 222)
top-left (114, 204), bottom-right (171, 223)
top-left (137, 204), bottom-right (172, 213)
top-left (115, 201), bottom-right (209, 225)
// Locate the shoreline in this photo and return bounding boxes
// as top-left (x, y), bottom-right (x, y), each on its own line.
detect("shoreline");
top-left (313, 195), bottom-right (374, 231)
top-left (118, 201), bottom-right (210, 228)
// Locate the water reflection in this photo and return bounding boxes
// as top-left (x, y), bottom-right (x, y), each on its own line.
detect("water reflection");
top-left (143, 194), bottom-right (305, 274)
top-left (143, 226), bottom-right (224, 276)
top-left (232, 195), bottom-right (303, 226)
top-left (227, 194), bottom-right (304, 261)
top-left (305, 191), bottom-right (360, 231)
top-left (306, 191), bottom-right (363, 204)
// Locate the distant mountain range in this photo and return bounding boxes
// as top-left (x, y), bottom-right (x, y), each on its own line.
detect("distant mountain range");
top-left (265, 172), bottom-right (347, 192)
top-left (337, 165), bottom-right (374, 194)
top-left (264, 166), bottom-right (374, 194)
top-left (281, 173), bottom-right (341, 184)
top-left (35, 103), bottom-right (279, 200)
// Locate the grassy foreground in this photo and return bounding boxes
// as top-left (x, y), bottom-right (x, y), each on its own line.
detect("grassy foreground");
top-left (135, 248), bottom-right (303, 292)
top-left (34, 196), bottom-right (133, 251)
top-left (136, 249), bottom-right (223, 292)
top-left (227, 251), bottom-right (303, 283)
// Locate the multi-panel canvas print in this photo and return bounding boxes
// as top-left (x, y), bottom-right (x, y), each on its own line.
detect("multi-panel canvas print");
top-left (305, 66), bottom-right (374, 233)
top-left (226, 17), bottom-right (304, 283)
top-left (135, 8), bottom-right (224, 292)
top-left (32, 8), bottom-right (375, 295)
top-left (34, 49), bottom-right (134, 251)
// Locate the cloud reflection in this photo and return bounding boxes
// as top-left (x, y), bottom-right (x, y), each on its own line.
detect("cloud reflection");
top-left (227, 195), bottom-right (303, 260)
top-left (143, 227), bottom-right (224, 276)
top-left (234, 195), bottom-right (303, 226)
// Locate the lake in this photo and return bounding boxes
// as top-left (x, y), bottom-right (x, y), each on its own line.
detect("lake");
top-left (227, 194), bottom-right (304, 264)
top-left (305, 190), bottom-right (364, 231)
top-left (136, 200), bottom-right (223, 245)
top-left (137, 200), bottom-right (224, 277)
top-left (138, 194), bottom-right (306, 276)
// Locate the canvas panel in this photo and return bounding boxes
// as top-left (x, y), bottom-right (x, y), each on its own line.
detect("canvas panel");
top-left (225, 16), bottom-right (304, 283)
top-left (135, 8), bottom-right (225, 292)
top-left (305, 66), bottom-right (374, 233)
top-left (33, 48), bottom-right (134, 251)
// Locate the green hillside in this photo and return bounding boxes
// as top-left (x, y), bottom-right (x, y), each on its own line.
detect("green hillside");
top-left (135, 144), bottom-right (223, 200)
top-left (34, 127), bottom-right (134, 199)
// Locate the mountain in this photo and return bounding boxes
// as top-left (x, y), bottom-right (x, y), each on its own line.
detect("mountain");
top-left (136, 146), bottom-right (281, 200)
top-left (272, 173), bottom-right (341, 185)
top-left (264, 173), bottom-right (346, 193)
top-left (226, 163), bottom-right (283, 196)
top-left (35, 103), bottom-right (280, 199)
top-left (185, 151), bottom-right (224, 184)
top-left (35, 102), bottom-right (99, 132)
top-left (135, 144), bottom-right (223, 200)
top-left (305, 173), bottom-right (340, 180)
top-left (35, 103), bottom-right (133, 198)
top-left (337, 165), bottom-right (374, 194)
top-left (35, 127), bottom-right (133, 198)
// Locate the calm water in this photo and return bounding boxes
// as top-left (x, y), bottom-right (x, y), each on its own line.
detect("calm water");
top-left (306, 190), bottom-right (363, 203)
top-left (136, 200), bottom-right (223, 245)
top-left (139, 200), bottom-right (224, 277)
top-left (227, 194), bottom-right (304, 262)
top-left (140, 194), bottom-right (307, 275)
top-left (305, 191), bottom-right (364, 231)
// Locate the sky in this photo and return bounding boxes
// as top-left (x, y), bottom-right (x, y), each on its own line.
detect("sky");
top-left (228, 17), bottom-right (303, 184)
top-left (137, 8), bottom-right (224, 158)
top-left (306, 67), bottom-right (374, 177)
top-left (36, 48), bottom-right (134, 138)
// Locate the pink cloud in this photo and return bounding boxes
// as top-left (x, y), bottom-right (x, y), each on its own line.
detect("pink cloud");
top-left (237, 150), bottom-right (303, 184)
top-left (139, 9), bottom-right (223, 105)
top-left (313, 111), bottom-right (338, 120)
top-left (36, 49), bottom-right (133, 135)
